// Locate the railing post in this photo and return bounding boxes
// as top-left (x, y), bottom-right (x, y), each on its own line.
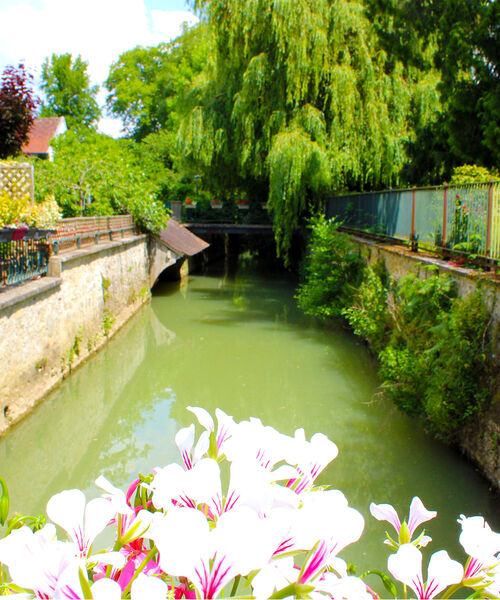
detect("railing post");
top-left (485, 180), bottom-right (493, 266)
top-left (442, 185), bottom-right (448, 250)
top-left (411, 186), bottom-right (417, 251)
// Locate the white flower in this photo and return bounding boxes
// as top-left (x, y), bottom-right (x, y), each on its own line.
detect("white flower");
top-left (153, 505), bottom-right (284, 599)
top-left (150, 457), bottom-right (223, 516)
top-left (0, 525), bottom-right (72, 597)
top-left (131, 573), bottom-right (170, 600)
top-left (388, 543), bottom-right (463, 599)
top-left (370, 497), bottom-right (436, 547)
top-left (46, 488), bottom-right (117, 559)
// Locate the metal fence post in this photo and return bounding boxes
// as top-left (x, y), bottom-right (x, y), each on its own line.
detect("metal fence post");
top-left (411, 186), bottom-right (417, 251)
top-left (442, 185), bottom-right (448, 250)
top-left (486, 180), bottom-right (493, 266)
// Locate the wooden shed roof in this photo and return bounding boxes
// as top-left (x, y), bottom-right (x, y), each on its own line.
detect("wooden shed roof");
top-left (159, 218), bottom-right (209, 256)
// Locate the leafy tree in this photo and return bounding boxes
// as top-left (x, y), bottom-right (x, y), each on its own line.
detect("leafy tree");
top-left (0, 64), bottom-right (39, 158)
top-left (33, 130), bottom-right (168, 232)
top-left (178, 0), bottom-right (441, 260)
top-left (106, 24), bottom-right (210, 140)
top-left (40, 53), bottom-right (100, 129)
top-left (364, 0), bottom-right (500, 173)
top-left (436, 0), bottom-right (500, 168)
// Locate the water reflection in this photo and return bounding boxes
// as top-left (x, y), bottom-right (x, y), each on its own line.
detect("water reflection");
top-left (0, 258), bottom-right (498, 576)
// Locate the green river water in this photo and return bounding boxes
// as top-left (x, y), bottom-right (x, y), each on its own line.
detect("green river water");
top-left (1, 256), bottom-right (498, 575)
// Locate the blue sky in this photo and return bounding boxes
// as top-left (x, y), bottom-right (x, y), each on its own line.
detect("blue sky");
top-left (0, 0), bottom-right (197, 135)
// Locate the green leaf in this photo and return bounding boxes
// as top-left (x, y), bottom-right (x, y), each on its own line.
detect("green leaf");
top-left (78, 567), bottom-right (93, 600)
top-left (360, 570), bottom-right (397, 598)
top-left (269, 583), bottom-right (315, 599)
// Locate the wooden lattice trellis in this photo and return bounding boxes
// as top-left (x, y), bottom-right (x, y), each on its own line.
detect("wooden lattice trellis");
top-left (0, 162), bottom-right (34, 204)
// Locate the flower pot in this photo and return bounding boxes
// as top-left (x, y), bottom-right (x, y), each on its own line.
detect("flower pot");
top-left (11, 227), bottom-right (28, 241)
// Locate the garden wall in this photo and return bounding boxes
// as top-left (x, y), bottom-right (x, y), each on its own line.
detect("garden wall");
top-left (0, 235), bottom-right (152, 435)
top-left (349, 235), bottom-right (500, 490)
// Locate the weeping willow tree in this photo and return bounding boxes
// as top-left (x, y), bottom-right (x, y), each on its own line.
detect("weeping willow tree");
top-left (179, 0), bottom-right (441, 259)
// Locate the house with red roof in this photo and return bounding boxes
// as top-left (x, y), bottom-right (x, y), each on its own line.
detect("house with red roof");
top-left (22, 117), bottom-right (67, 161)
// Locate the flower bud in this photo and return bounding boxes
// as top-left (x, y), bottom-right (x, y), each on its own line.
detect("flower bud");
top-left (0, 476), bottom-right (9, 526)
top-left (399, 521), bottom-right (411, 545)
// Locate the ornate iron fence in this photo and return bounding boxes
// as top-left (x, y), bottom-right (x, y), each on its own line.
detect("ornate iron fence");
top-left (0, 237), bottom-right (50, 287)
top-left (0, 216), bottom-right (137, 288)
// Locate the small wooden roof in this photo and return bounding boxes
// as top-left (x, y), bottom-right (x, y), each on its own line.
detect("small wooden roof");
top-left (22, 117), bottom-right (67, 155)
top-left (158, 218), bottom-right (209, 256)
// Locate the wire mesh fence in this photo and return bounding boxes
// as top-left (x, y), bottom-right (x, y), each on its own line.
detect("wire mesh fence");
top-left (326, 181), bottom-right (500, 262)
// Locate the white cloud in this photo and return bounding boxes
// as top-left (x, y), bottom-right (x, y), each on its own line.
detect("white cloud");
top-left (150, 9), bottom-right (198, 43)
top-left (98, 117), bottom-right (125, 138)
top-left (0, 0), bottom-right (199, 136)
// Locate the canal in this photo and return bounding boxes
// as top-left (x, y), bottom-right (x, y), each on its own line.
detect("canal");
top-left (0, 254), bottom-right (498, 575)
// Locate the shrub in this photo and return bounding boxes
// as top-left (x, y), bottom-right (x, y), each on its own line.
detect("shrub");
top-left (296, 214), bottom-right (366, 319)
top-left (0, 191), bottom-right (62, 228)
top-left (303, 248), bottom-right (495, 439)
top-left (424, 290), bottom-right (492, 436)
top-left (448, 164), bottom-right (499, 185)
top-left (0, 191), bottom-right (29, 226)
top-left (342, 262), bottom-right (391, 352)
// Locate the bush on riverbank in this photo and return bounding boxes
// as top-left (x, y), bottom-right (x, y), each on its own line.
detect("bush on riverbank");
top-left (297, 215), bottom-right (495, 440)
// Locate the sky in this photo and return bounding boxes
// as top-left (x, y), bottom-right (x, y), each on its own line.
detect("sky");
top-left (0, 0), bottom-right (199, 136)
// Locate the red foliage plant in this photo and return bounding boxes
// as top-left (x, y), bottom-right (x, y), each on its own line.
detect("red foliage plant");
top-left (0, 63), bottom-right (39, 159)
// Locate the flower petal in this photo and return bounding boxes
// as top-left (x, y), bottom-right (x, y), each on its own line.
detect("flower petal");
top-left (388, 543), bottom-right (424, 599)
top-left (407, 497), bottom-right (437, 536)
top-left (369, 501), bottom-right (401, 534)
top-left (187, 406), bottom-right (214, 432)
top-left (47, 489), bottom-right (86, 548)
top-left (425, 550), bottom-right (463, 599)
top-left (131, 574), bottom-right (169, 600)
top-left (458, 515), bottom-right (500, 561)
top-left (92, 577), bottom-right (122, 600)
top-left (175, 424), bottom-right (195, 469)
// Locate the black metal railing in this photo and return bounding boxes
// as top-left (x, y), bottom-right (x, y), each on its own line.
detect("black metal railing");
top-left (0, 237), bottom-right (50, 287)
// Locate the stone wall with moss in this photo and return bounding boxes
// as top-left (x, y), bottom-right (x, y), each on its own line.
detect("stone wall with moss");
top-left (350, 235), bottom-right (500, 490)
top-left (0, 236), bottom-right (155, 434)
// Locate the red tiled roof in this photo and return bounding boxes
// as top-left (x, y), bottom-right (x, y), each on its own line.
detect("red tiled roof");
top-left (159, 218), bottom-right (209, 256)
top-left (22, 117), bottom-right (66, 154)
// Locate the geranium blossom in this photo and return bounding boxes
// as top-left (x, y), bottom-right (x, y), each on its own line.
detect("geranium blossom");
top-left (458, 515), bottom-right (500, 589)
top-left (370, 496), bottom-right (436, 548)
top-left (46, 489), bottom-right (117, 559)
top-left (0, 408), bottom-right (498, 600)
top-left (388, 543), bottom-right (463, 599)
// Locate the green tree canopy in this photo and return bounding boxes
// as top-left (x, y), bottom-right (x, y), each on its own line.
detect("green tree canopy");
top-left (364, 0), bottom-right (500, 174)
top-left (40, 53), bottom-right (101, 129)
top-left (33, 130), bottom-right (168, 231)
top-left (178, 0), bottom-right (441, 259)
top-left (105, 24), bottom-right (210, 141)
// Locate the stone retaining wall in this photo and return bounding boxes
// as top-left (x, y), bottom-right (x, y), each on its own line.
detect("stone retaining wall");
top-left (0, 236), bottom-right (151, 434)
top-left (349, 235), bottom-right (500, 489)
